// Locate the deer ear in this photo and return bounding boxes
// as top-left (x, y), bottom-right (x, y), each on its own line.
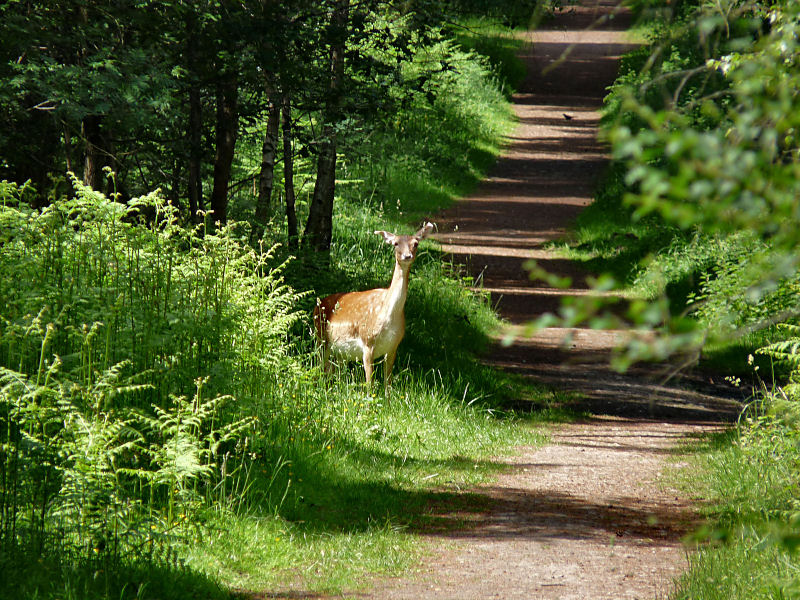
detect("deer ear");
top-left (374, 230), bottom-right (396, 245)
top-left (415, 221), bottom-right (435, 239)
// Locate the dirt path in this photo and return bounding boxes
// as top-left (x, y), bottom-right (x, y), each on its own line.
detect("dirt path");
top-left (372, 420), bottom-right (709, 600)
top-left (368, 1), bottom-right (742, 598)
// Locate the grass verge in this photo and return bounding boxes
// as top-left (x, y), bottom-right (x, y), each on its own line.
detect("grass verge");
top-left (670, 394), bottom-right (800, 599)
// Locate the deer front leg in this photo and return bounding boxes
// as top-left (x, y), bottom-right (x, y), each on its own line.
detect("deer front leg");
top-left (361, 345), bottom-right (374, 387)
top-left (383, 347), bottom-right (398, 393)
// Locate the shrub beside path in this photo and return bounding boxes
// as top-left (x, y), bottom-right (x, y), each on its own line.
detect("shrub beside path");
top-left (370, 1), bottom-right (742, 598)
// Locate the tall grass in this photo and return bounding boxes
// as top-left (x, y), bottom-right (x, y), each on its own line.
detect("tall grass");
top-left (0, 177), bottom-right (303, 598)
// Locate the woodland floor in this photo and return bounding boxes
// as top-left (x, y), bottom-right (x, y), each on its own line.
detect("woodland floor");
top-left (365, 1), bottom-right (744, 598)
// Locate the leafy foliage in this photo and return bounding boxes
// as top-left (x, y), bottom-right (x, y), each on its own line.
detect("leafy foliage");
top-left (621, 0), bottom-right (800, 325)
top-left (552, 0), bottom-right (800, 371)
top-left (757, 325), bottom-right (800, 400)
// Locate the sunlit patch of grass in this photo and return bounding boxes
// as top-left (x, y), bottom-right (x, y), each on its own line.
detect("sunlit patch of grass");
top-left (669, 405), bottom-right (800, 600)
top-left (452, 18), bottom-right (528, 97)
top-left (188, 371), bottom-right (547, 593)
top-left (187, 514), bottom-right (412, 593)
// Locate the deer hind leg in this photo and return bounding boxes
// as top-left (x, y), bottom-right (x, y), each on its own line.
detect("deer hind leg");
top-left (321, 344), bottom-right (332, 374)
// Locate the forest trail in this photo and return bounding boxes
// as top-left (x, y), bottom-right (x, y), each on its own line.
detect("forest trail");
top-left (368, 1), bottom-right (742, 598)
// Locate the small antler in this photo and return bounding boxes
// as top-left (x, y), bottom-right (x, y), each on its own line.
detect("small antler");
top-left (416, 221), bottom-right (435, 238)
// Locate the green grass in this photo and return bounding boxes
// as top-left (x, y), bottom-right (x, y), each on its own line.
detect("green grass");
top-left (678, 544), bottom-right (794, 600)
top-left (0, 550), bottom-right (229, 600)
top-left (451, 18), bottom-right (528, 98)
top-left (551, 164), bottom-right (683, 291)
top-left (187, 378), bottom-right (547, 593)
top-left (669, 401), bottom-right (800, 599)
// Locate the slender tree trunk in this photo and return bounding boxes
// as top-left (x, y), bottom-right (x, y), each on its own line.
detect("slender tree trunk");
top-left (252, 92), bottom-right (280, 240)
top-left (187, 14), bottom-right (203, 223)
top-left (168, 157), bottom-right (182, 208)
top-left (282, 96), bottom-right (298, 251)
top-left (78, 7), bottom-right (105, 193)
top-left (63, 124), bottom-right (74, 174)
top-left (303, 0), bottom-right (349, 253)
top-left (305, 131), bottom-right (337, 251)
top-left (188, 84), bottom-right (203, 222)
top-left (82, 114), bottom-right (106, 191)
top-left (209, 79), bottom-right (238, 225)
top-left (669, 0), bottom-right (684, 22)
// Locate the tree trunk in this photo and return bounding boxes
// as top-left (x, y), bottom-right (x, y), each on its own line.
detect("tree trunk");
top-left (168, 157), bottom-right (182, 209)
top-left (303, 0), bottom-right (349, 253)
top-left (186, 11), bottom-right (204, 223)
top-left (305, 130), bottom-right (337, 252)
top-left (209, 79), bottom-right (238, 226)
top-left (78, 6), bottom-right (106, 193)
top-left (187, 83), bottom-right (203, 222)
top-left (82, 114), bottom-right (106, 191)
top-left (252, 93), bottom-right (280, 240)
top-left (63, 124), bottom-right (74, 174)
top-left (186, 14), bottom-right (203, 223)
top-left (282, 96), bottom-right (298, 251)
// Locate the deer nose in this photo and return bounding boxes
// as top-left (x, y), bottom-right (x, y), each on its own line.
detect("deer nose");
top-left (400, 252), bottom-right (413, 261)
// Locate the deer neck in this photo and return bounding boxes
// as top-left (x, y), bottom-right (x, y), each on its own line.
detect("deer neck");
top-left (381, 261), bottom-right (411, 320)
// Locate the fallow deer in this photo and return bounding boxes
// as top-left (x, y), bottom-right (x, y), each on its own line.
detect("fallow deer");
top-left (313, 221), bottom-right (435, 390)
